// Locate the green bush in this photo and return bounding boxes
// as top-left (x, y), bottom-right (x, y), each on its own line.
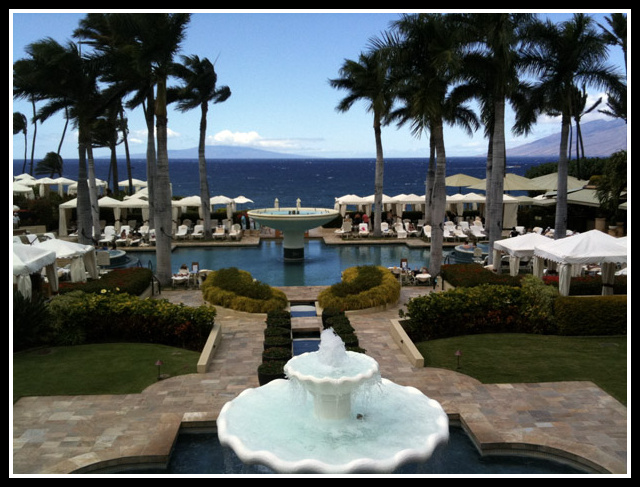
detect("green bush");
top-left (263, 335), bottom-right (292, 350)
top-left (318, 266), bottom-right (400, 311)
top-left (440, 263), bottom-right (522, 288)
top-left (402, 284), bottom-right (524, 341)
top-left (12, 291), bottom-right (52, 351)
top-left (266, 310), bottom-right (292, 328)
top-left (201, 268), bottom-right (288, 313)
top-left (262, 346), bottom-right (292, 362)
top-left (46, 291), bottom-right (215, 351)
top-left (555, 295), bottom-right (627, 335)
top-left (58, 267), bottom-right (153, 296)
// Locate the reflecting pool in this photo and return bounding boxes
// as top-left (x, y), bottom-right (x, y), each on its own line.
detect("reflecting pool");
top-left (129, 240), bottom-right (434, 287)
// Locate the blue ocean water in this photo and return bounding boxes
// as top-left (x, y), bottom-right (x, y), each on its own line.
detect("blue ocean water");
top-left (13, 156), bottom-right (553, 209)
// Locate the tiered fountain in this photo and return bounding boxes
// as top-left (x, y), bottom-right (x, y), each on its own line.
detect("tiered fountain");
top-left (217, 329), bottom-right (449, 474)
top-left (247, 199), bottom-right (339, 260)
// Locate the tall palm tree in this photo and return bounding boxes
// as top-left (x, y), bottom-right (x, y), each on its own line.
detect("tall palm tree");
top-left (523, 13), bottom-right (624, 239)
top-left (455, 13), bottom-right (536, 260)
top-left (385, 13), bottom-right (465, 276)
top-left (329, 49), bottom-right (396, 238)
top-left (13, 38), bottom-right (106, 244)
top-left (170, 54), bottom-right (231, 239)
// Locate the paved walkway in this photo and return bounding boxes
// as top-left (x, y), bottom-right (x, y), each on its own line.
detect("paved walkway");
top-left (12, 286), bottom-right (627, 475)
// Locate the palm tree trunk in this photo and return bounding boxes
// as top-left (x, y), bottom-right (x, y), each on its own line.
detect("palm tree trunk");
top-left (423, 133), bottom-right (436, 225)
top-left (154, 77), bottom-right (174, 286)
top-left (428, 119), bottom-right (447, 277)
top-left (76, 125), bottom-right (93, 246)
top-left (372, 115), bottom-right (384, 237)
top-left (554, 113), bottom-right (571, 239)
top-left (488, 98), bottom-right (506, 262)
top-left (87, 145), bottom-right (102, 241)
top-left (198, 102), bottom-right (213, 239)
top-left (144, 95), bottom-right (156, 230)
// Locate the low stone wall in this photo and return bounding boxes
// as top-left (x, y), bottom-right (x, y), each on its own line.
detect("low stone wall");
top-left (389, 319), bottom-right (424, 367)
top-left (197, 323), bottom-right (223, 373)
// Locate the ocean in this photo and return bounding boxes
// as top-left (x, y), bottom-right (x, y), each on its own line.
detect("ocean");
top-left (13, 156), bottom-right (555, 208)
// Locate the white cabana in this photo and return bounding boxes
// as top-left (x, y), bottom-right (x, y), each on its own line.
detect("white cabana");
top-left (13, 244), bottom-right (58, 299)
top-left (13, 181), bottom-right (35, 199)
top-left (34, 238), bottom-right (98, 282)
top-left (493, 232), bottom-right (552, 276)
top-left (119, 178), bottom-right (147, 193)
top-left (533, 230), bottom-right (627, 296)
top-left (334, 194), bottom-right (365, 216)
top-left (58, 196), bottom-right (126, 236)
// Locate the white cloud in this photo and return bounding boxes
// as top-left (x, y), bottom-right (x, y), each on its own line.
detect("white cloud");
top-left (208, 129), bottom-right (322, 153)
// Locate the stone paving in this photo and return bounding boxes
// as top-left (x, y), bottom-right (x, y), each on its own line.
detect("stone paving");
top-left (12, 283), bottom-right (628, 475)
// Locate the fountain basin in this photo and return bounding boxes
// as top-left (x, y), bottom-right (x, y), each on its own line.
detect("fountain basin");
top-left (217, 378), bottom-right (449, 474)
top-left (247, 207), bottom-right (339, 260)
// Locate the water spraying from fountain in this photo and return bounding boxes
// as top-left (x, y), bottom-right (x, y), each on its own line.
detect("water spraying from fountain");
top-left (217, 329), bottom-right (449, 474)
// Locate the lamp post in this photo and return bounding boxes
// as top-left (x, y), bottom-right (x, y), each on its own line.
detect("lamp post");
top-left (455, 350), bottom-right (462, 369)
top-left (155, 359), bottom-right (164, 380)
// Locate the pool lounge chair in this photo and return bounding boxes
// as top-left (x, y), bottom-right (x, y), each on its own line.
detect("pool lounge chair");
top-left (358, 223), bottom-right (369, 237)
top-left (115, 225), bottom-right (131, 246)
top-left (191, 224), bottom-right (204, 239)
top-left (213, 225), bottom-right (226, 240)
top-left (334, 220), bottom-right (353, 237)
top-left (380, 222), bottom-right (392, 236)
top-left (404, 222), bottom-right (419, 237)
top-left (394, 222), bottom-right (407, 239)
top-left (422, 225), bottom-right (432, 241)
top-left (99, 226), bottom-right (116, 245)
top-left (229, 223), bottom-right (243, 241)
top-left (175, 225), bottom-right (189, 240)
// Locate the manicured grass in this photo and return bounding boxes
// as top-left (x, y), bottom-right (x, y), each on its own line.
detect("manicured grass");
top-left (416, 334), bottom-right (627, 405)
top-left (12, 343), bottom-right (200, 402)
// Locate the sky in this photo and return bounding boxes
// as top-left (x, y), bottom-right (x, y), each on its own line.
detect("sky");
top-left (10, 10), bottom-right (629, 162)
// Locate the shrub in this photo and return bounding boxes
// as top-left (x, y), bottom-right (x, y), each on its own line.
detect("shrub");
top-left (262, 346), bottom-right (292, 362)
top-left (518, 275), bottom-right (559, 334)
top-left (12, 290), bottom-right (52, 351)
top-left (46, 291), bottom-right (215, 351)
top-left (318, 266), bottom-right (400, 311)
top-left (264, 326), bottom-right (291, 338)
top-left (201, 267), bottom-right (288, 313)
top-left (542, 274), bottom-right (627, 295)
top-left (58, 267), bottom-right (153, 296)
top-left (554, 295), bottom-right (627, 335)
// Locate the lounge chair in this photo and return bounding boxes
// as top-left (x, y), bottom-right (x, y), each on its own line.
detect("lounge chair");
top-left (115, 225), bottom-right (131, 246)
top-left (229, 223), bottom-right (243, 241)
top-left (99, 226), bottom-right (116, 245)
top-left (358, 223), bottom-right (369, 237)
top-left (334, 220), bottom-right (353, 237)
top-left (149, 229), bottom-right (156, 245)
top-left (453, 226), bottom-right (468, 242)
top-left (380, 222), bottom-right (392, 236)
top-left (394, 222), bottom-right (407, 239)
top-left (175, 224), bottom-right (189, 240)
top-left (191, 224), bottom-right (204, 239)
top-left (422, 225), bottom-right (432, 241)
top-left (139, 225), bottom-right (150, 241)
top-left (213, 225), bottom-right (226, 240)
top-left (405, 222), bottom-right (419, 237)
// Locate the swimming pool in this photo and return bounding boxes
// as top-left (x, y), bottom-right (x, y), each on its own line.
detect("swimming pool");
top-left (129, 240), bottom-right (434, 287)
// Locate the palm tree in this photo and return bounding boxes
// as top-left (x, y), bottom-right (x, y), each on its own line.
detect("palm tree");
top-left (524, 13), bottom-right (624, 239)
top-left (12, 112), bottom-right (28, 172)
top-left (329, 49), bottom-right (396, 238)
top-left (13, 38), bottom-right (106, 244)
top-left (454, 13), bottom-right (536, 259)
top-left (385, 13), bottom-right (466, 276)
top-left (170, 54), bottom-right (231, 239)
top-left (596, 13), bottom-right (627, 122)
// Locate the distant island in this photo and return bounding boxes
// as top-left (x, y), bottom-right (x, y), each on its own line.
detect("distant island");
top-left (129, 118), bottom-right (626, 160)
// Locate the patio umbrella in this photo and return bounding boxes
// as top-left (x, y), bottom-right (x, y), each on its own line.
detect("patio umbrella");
top-left (468, 173), bottom-right (546, 192)
top-left (445, 173), bottom-right (482, 192)
top-left (531, 173), bottom-right (587, 191)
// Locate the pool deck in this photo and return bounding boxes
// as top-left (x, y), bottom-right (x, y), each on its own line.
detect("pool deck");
top-left (12, 230), bottom-right (628, 476)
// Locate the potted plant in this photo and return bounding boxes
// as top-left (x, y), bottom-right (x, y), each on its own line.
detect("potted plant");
top-left (257, 360), bottom-right (287, 385)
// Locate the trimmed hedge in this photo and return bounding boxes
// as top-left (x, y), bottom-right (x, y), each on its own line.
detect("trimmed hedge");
top-left (554, 295), bottom-right (627, 336)
top-left (46, 291), bottom-right (215, 351)
top-left (58, 267), bottom-right (153, 296)
top-left (201, 267), bottom-right (288, 313)
top-left (318, 266), bottom-right (401, 311)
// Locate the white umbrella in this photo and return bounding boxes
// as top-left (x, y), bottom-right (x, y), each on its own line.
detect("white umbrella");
top-left (468, 173), bottom-right (546, 192)
top-left (34, 238), bottom-right (98, 281)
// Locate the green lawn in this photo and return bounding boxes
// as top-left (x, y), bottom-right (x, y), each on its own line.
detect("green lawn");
top-left (416, 334), bottom-right (627, 405)
top-left (12, 343), bottom-right (200, 401)
top-left (13, 334), bottom-right (627, 407)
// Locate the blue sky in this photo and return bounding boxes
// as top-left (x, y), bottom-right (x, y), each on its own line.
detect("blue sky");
top-left (11, 10), bottom-right (628, 161)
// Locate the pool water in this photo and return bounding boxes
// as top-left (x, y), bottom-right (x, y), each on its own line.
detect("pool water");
top-left (117, 426), bottom-right (585, 475)
top-left (129, 240), bottom-right (434, 287)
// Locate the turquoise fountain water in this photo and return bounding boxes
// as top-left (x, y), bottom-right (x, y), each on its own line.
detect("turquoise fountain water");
top-left (217, 329), bottom-right (449, 474)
